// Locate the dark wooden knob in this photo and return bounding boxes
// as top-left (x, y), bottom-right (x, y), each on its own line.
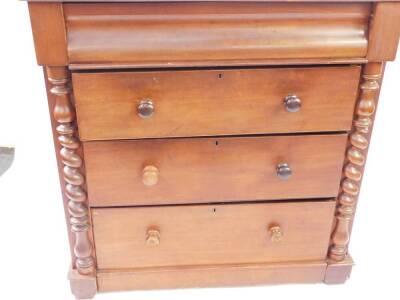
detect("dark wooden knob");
top-left (276, 163), bottom-right (292, 180)
top-left (284, 94), bottom-right (301, 112)
top-left (137, 100), bottom-right (154, 118)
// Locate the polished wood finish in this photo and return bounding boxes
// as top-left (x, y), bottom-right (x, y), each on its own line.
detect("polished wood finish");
top-left (145, 229), bottom-right (161, 246)
top-left (324, 255), bottom-right (354, 284)
top-left (64, 3), bottom-right (370, 67)
top-left (69, 268), bottom-right (97, 299)
top-left (97, 260), bottom-right (327, 292)
top-left (43, 68), bottom-right (76, 263)
top-left (367, 2), bottom-right (400, 61)
top-left (73, 67), bottom-right (360, 140)
top-left (21, 0), bottom-right (400, 2)
top-left (269, 225), bottom-right (285, 243)
top-left (92, 201), bottom-right (335, 269)
top-left (329, 62), bottom-right (384, 262)
top-left (47, 67), bottom-right (96, 276)
top-left (25, 1), bottom-right (400, 298)
top-left (28, 3), bottom-right (68, 66)
top-left (142, 165), bottom-right (159, 187)
top-left (84, 135), bottom-right (347, 206)
top-left (69, 58), bottom-right (369, 70)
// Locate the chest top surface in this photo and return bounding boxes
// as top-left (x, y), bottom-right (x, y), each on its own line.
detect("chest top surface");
top-left (21, 0), bottom-right (400, 2)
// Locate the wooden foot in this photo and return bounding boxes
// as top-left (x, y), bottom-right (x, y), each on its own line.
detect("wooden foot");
top-left (324, 255), bottom-right (354, 284)
top-left (69, 268), bottom-right (97, 299)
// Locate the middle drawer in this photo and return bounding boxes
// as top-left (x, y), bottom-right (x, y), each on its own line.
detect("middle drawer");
top-left (84, 134), bottom-right (347, 207)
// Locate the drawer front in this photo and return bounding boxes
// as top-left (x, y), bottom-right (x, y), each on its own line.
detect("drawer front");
top-left (92, 201), bottom-right (336, 269)
top-left (84, 134), bottom-right (347, 207)
top-left (64, 2), bottom-right (370, 66)
top-left (73, 66), bottom-right (360, 141)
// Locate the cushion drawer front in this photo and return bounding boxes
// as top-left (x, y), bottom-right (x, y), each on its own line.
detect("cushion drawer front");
top-left (64, 2), bottom-right (370, 66)
top-left (73, 66), bottom-right (360, 141)
top-left (92, 200), bottom-right (336, 270)
top-left (84, 134), bottom-right (347, 207)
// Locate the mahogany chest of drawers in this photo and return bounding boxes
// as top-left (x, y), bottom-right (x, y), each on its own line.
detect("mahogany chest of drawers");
top-left (25, 1), bottom-right (400, 299)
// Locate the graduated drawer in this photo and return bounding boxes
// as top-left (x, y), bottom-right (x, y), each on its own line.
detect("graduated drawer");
top-left (73, 66), bottom-right (360, 141)
top-left (92, 200), bottom-right (336, 270)
top-left (84, 134), bottom-right (347, 207)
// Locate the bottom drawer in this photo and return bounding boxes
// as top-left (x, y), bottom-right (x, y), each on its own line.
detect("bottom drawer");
top-left (92, 201), bottom-right (335, 270)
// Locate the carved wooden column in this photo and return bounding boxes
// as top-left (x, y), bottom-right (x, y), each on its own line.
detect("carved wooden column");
top-left (325, 62), bottom-right (384, 283)
top-left (46, 67), bottom-right (97, 298)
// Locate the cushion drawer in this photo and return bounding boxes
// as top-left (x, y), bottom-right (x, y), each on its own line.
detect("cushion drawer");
top-left (84, 134), bottom-right (347, 207)
top-left (73, 66), bottom-right (360, 141)
top-left (64, 2), bottom-right (370, 66)
top-left (92, 200), bottom-right (335, 270)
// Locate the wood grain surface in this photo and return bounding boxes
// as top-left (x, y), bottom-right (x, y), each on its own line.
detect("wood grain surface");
top-left (84, 134), bottom-right (347, 206)
top-left (28, 3), bottom-right (68, 65)
top-left (73, 66), bottom-right (360, 141)
top-left (46, 67), bottom-right (96, 276)
top-left (329, 63), bottom-right (384, 262)
top-left (64, 2), bottom-right (370, 65)
top-left (92, 200), bottom-right (335, 269)
top-left (367, 2), bottom-right (400, 61)
top-left (22, 0), bottom-right (400, 295)
top-left (97, 260), bottom-right (327, 292)
top-left (22, 0), bottom-right (400, 2)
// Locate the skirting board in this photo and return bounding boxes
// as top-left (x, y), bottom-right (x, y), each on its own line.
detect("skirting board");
top-left (97, 260), bottom-right (337, 292)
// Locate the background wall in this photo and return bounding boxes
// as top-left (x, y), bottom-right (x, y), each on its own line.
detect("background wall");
top-left (0, 2), bottom-right (399, 299)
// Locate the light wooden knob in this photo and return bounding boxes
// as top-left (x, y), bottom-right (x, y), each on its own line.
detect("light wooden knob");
top-left (146, 229), bottom-right (160, 246)
top-left (284, 94), bottom-right (301, 112)
top-left (269, 225), bottom-right (284, 243)
top-left (142, 165), bottom-right (159, 186)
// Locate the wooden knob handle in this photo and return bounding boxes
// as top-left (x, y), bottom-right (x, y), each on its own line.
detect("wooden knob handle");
top-left (269, 225), bottom-right (283, 243)
top-left (276, 163), bottom-right (292, 180)
top-left (142, 165), bottom-right (159, 186)
top-left (137, 100), bottom-right (154, 118)
top-left (146, 229), bottom-right (160, 246)
top-left (284, 94), bottom-right (301, 112)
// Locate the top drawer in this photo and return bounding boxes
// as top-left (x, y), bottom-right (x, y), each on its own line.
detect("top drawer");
top-left (64, 2), bottom-right (370, 66)
top-left (73, 66), bottom-right (360, 141)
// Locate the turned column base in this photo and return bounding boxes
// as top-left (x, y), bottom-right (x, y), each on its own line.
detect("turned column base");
top-left (324, 255), bottom-right (354, 284)
top-left (69, 267), bottom-right (97, 299)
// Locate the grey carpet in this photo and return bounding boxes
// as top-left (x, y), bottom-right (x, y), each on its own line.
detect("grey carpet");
top-left (0, 147), bottom-right (15, 177)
